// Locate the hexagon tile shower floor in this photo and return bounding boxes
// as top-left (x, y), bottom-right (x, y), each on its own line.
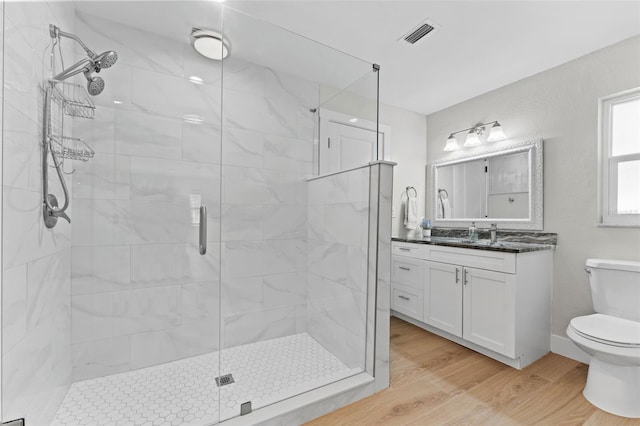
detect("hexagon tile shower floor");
top-left (52, 333), bottom-right (359, 425)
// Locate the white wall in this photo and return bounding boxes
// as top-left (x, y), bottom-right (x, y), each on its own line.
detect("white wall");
top-left (2, 1), bottom-right (76, 424)
top-left (425, 36), bottom-right (640, 336)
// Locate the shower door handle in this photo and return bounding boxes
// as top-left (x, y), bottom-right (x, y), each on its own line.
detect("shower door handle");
top-left (199, 205), bottom-right (207, 255)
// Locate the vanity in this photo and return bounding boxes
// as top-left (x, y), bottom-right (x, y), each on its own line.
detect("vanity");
top-left (391, 237), bottom-right (554, 369)
top-left (393, 138), bottom-right (555, 369)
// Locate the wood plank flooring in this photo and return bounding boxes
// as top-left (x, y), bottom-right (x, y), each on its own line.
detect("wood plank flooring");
top-left (306, 316), bottom-right (640, 425)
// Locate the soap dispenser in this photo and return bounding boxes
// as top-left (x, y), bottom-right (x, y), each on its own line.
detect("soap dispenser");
top-left (468, 222), bottom-right (477, 241)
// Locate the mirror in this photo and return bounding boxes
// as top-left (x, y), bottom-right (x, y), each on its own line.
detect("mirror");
top-left (431, 138), bottom-right (543, 230)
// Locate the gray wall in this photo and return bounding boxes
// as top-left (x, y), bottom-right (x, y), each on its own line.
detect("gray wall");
top-left (425, 36), bottom-right (640, 336)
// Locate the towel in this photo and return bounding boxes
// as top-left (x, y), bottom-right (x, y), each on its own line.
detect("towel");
top-left (440, 198), bottom-right (451, 219)
top-left (404, 196), bottom-right (418, 230)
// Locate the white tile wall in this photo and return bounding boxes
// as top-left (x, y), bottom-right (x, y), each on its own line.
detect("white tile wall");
top-left (2, 1), bottom-right (76, 424)
top-left (306, 167), bottom-right (370, 370)
top-left (70, 11), bottom-right (319, 380)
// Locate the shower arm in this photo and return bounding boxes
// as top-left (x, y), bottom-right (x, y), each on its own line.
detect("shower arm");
top-left (50, 24), bottom-right (97, 58)
top-left (42, 82), bottom-right (71, 225)
top-left (52, 57), bottom-right (93, 82)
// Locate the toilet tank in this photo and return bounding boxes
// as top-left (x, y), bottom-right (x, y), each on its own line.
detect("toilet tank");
top-left (586, 258), bottom-right (640, 321)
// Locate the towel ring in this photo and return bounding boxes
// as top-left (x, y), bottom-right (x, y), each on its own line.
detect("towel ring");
top-left (405, 186), bottom-right (417, 198)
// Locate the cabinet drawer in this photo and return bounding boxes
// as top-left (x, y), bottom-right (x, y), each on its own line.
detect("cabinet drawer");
top-left (428, 245), bottom-right (516, 274)
top-left (391, 256), bottom-right (425, 289)
top-left (391, 284), bottom-right (423, 321)
top-left (392, 242), bottom-right (429, 259)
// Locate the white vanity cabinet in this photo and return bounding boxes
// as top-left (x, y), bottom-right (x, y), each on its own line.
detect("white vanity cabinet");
top-left (392, 240), bottom-right (552, 369)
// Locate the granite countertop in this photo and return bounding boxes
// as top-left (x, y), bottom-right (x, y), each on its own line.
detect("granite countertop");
top-left (392, 230), bottom-right (557, 253)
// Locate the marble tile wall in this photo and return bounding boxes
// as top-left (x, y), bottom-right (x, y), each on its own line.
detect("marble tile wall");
top-left (306, 167), bottom-right (371, 370)
top-left (371, 162), bottom-right (394, 391)
top-left (2, 1), bottom-right (76, 424)
top-left (70, 11), bottom-right (318, 380)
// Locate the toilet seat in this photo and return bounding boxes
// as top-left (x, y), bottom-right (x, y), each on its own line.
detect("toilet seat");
top-left (569, 314), bottom-right (640, 348)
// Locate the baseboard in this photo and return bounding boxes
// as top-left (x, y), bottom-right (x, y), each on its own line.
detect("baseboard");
top-left (550, 333), bottom-right (591, 364)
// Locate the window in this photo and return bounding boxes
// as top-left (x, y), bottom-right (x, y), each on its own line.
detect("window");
top-left (599, 88), bottom-right (640, 227)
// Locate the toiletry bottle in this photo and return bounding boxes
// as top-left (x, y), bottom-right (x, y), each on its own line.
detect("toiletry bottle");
top-left (469, 222), bottom-right (477, 241)
top-left (490, 223), bottom-right (498, 243)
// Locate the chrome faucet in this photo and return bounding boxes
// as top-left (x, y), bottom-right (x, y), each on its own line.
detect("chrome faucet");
top-left (490, 223), bottom-right (498, 244)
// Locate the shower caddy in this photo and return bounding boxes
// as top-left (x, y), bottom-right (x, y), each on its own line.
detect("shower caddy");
top-left (42, 25), bottom-right (96, 228)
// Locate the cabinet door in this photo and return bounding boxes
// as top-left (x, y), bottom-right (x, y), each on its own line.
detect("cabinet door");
top-left (463, 267), bottom-right (516, 357)
top-left (424, 262), bottom-right (463, 337)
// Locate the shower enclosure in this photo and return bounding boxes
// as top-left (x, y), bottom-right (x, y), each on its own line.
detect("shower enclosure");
top-left (0, 1), bottom-right (392, 425)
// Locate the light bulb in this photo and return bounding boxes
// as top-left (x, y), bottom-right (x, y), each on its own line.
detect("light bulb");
top-left (487, 122), bottom-right (506, 142)
top-left (464, 129), bottom-right (481, 147)
top-left (444, 134), bottom-right (459, 151)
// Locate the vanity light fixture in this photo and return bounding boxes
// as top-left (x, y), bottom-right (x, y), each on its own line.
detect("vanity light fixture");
top-left (443, 120), bottom-right (506, 151)
top-left (191, 28), bottom-right (229, 60)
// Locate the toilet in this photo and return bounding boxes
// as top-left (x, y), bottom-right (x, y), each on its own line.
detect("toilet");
top-left (566, 258), bottom-right (640, 418)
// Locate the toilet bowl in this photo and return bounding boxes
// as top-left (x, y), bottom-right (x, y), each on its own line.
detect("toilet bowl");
top-left (566, 259), bottom-right (640, 418)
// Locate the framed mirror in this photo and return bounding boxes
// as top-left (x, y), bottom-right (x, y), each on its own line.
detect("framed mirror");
top-left (430, 138), bottom-right (543, 230)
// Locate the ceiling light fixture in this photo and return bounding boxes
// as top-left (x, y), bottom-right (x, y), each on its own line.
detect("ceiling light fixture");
top-left (191, 28), bottom-right (229, 60)
top-left (443, 121), bottom-right (506, 151)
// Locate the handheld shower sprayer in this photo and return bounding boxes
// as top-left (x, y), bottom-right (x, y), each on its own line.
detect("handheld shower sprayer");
top-left (84, 70), bottom-right (105, 96)
top-left (49, 24), bottom-right (118, 96)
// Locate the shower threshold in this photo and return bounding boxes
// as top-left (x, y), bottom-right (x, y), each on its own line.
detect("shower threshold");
top-left (51, 333), bottom-right (360, 425)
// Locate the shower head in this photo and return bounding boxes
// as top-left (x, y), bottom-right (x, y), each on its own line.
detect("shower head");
top-left (93, 50), bottom-right (118, 70)
top-left (49, 24), bottom-right (117, 96)
top-left (84, 71), bottom-right (105, 96)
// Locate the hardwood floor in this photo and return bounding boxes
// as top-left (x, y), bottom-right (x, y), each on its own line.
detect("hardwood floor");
top-left (306, 316), bottom-right (640, 425)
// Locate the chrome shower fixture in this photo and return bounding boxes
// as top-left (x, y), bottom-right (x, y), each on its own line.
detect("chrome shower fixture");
top-left (49, 24), bottom-right (118, 96)
top-left (84, 72), bottom-right (105, 96)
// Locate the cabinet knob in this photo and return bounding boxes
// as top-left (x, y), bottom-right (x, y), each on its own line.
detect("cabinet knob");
top-left (399, 266), bottom-right (411, 271)
top-left (398, 295), bottom-right (410, 301)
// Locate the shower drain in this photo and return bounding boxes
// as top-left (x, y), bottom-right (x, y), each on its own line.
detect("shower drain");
top-left (215, 374), bottom-right (235, 387)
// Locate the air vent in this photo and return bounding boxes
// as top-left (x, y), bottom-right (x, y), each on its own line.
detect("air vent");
top-left (400, 19), bottom-right (439, 45)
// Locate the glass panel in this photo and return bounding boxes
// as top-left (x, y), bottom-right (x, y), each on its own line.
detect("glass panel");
top-left (2, 1), bottom-right (223, 424)
top-left (217, 6), bottom-right (375, 422)
top-left (318, 70), bottom-right (381, 175)
top-left (611, 97), bottom-right (640, 156)
top-left (617, 160), bottom-right (640, 214)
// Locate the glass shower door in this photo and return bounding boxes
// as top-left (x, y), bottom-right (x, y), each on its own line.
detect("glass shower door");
top-left (216, 6), bottom-right (378, 421)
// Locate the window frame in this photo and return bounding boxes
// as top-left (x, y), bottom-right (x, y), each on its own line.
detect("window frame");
top-left (598, 87), bottom-right (640, 227)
